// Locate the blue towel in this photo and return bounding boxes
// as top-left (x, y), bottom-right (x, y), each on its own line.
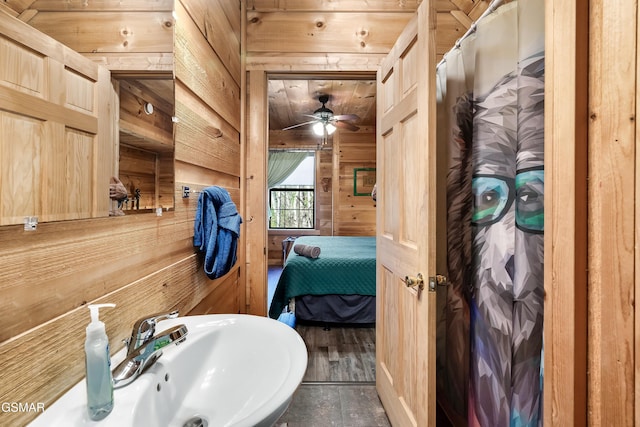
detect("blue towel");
top-left (193, 186), bottom-right (242, 279)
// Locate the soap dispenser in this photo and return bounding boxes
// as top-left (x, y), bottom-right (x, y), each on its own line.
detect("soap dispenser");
top-left (85, 303), bottom-right (116, 421)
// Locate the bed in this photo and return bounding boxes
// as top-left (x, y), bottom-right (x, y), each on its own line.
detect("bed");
top-left (268, 236), bottom-right (377, 324)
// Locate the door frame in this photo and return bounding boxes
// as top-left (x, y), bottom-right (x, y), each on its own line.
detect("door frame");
top-left (244, 68), bottom-right (381, 317)
top-left (543, 0), bottom-right (588, 425)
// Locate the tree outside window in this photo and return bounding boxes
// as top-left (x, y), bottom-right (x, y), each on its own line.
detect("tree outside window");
top-left (269, 153), bottom-right (315, 229)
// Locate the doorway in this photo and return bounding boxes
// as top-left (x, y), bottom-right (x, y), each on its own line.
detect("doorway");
top-left (262, 74), bottom-right (386, 424)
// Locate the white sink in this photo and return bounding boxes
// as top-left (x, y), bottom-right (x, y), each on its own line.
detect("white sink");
top-left (30, 314), bottom-right (308, 427)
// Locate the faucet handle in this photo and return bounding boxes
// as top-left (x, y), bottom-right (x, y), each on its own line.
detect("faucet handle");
top-left (142, 310), bottom-right (179, 326)
top-left (126, 310), bottom-right (179, 355)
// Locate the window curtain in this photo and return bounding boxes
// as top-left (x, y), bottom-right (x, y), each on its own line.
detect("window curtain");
top-left (436, 0), bottom-right (545, 426)
top-left (267, 151), bottom-right (309, 189)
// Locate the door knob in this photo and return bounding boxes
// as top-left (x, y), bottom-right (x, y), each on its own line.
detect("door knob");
top-left (403, 273), bottom-right (424, 290)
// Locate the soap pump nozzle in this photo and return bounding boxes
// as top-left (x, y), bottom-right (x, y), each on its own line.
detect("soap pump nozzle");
top-left (87, 304), bottom-right (116, 337)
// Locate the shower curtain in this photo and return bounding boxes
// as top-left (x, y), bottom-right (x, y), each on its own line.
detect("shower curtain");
top-left (435, 1), bottom-right (544, 426)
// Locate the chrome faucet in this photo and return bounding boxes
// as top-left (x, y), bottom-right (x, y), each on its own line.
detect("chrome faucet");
top-left (112, 311), bottom-right (188, 389)
top-left (124, 310), bottom-right (179, 355)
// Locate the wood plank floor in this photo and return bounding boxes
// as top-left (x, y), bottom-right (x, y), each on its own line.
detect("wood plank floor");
top-left (295, 323), bottom-right (376, 383)
top-left (275, 384), bottom-right (391, 427)
top-left (284, 322), bottom-right (453, 426)
top-left (277, 323), bottom-right (389, 426)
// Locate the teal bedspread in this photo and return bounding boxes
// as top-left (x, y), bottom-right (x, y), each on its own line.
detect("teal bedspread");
top-left (268, 236), bottom-right (376, 319)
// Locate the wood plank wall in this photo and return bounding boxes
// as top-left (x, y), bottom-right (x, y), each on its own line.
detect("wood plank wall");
top-left (333, 127), bottom-right (376, 236)
top-left (246, 0), bottom-right (497, 62)
top-left (23, 0), bottom-right (176, 73)
top-left (0, 1), bottom-right (242, 425)
top-left (545, 0), bottom-right (640, 425)
top-left (587, 1), bottom-right (636, 425)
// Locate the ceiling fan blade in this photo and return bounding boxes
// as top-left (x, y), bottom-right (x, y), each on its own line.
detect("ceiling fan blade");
top-left (332, 114), bottom-right (360, 121)
top-left (282, 120), bottom-right (318, 131)
top-left (334, 121), bottom-right (360, 131)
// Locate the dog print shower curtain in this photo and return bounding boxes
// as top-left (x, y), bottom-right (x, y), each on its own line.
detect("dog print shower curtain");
top-left (435, 1), bottom-right (544, 426)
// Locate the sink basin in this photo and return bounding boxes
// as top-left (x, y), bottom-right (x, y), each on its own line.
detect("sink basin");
top-left (30, 314), bottom-right (308, 427)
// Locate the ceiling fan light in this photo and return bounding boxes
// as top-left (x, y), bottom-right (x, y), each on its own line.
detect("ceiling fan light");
top-left (325, 123), bottom-right (336, 135)
top-left (312, 122), bottom-right (325, 136)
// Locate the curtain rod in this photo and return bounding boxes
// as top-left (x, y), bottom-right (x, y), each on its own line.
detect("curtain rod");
top-left (436, 0), bottom-right (505, 70)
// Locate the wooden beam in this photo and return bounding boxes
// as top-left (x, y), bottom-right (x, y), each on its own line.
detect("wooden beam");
top-left (543, 0), bottom-right (588, 425)
top-left (245, 70), bottom-right (268, 316)
top-left (246, 52), bottom-right (386, 72)
top-left (249, 0), bottom-right (419, 12)
top-left (246, 11), bottom-right (413, 54)
top-left (84, 53), bottom-right (174, 73)
top-left (587, 0), bottom-right (637, 424)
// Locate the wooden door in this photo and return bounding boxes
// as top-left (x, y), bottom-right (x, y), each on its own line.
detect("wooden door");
top-left (376, 2), bottom-right (438, 426)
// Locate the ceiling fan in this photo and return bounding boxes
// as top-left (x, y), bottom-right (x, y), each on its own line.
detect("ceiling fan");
top-left (282, 94), bottom-right (360, 136)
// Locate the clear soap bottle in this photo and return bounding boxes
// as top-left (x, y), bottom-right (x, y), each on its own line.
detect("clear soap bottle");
top-left (85, 303), bottom-right (116, 421)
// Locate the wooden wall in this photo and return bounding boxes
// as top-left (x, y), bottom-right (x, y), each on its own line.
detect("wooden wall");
top-left (586, 0), bottom-right (636, 424)
top-left (173, 0), bottom-right (243, 315)
top-left (0, 1), bottom-right (242, 425)
top-left (545, 0), bottom-right (640, 425)
top-left (333, 127), bottom-right (376, 236)
top-left (3, 1), bottom-right (610, 426)
top-left (20, 0), bottom-right (176, 73)
top-left (317, 146), bottom-right (335, 235)
top-left (245, 0), bottom-right (499, 63)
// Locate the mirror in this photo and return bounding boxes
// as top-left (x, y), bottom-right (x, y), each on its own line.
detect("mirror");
top-left (113, 76), bottom-right (175, 216)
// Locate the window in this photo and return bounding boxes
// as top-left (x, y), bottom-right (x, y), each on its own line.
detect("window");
top-left (269, 154), bottom-right (315, 229)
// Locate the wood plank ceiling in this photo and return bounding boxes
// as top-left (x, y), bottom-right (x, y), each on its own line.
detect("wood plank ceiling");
top-left (268, 78), bottom-right (376, 131)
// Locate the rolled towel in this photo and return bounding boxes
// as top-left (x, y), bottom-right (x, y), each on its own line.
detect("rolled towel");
top-left (293, 243), bottom-right (321, 259)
